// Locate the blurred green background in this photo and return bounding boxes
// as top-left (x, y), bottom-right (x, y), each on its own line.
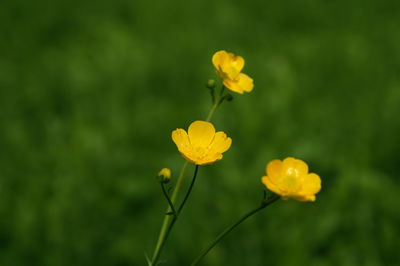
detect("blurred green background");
top-left (1, 0), bottom-right (400, 265)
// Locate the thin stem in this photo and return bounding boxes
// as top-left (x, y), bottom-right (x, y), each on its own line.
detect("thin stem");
top-left (178, 165), bottom-right (199, 214)
top-left (151, 161), bottom-right (188, 264)
top-left (206, 85), bottom-right (225, 122)
top-left (161, 183), bottom-right (176, 216)
top-left (150, 88), bottom-right (222, 264)
top-left (219, 85), bottom-right (225, 98)
top-left (152, 215), bottom-right (177, 265)
top-left (190, 195), bottom-right (280, 266)
top-left (171, 162), bottom-right (189, 204)
top-left (206, 103), bottom-right (218, 122)
top-left (150, 164), bottom-right (199, 265)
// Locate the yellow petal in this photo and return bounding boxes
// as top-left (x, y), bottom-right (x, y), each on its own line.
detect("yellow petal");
top-left (223, 73), bottom-right (254, 94)
top-left (198, 153), bottom-right (223, 166)
top-left (188, 120), bottom-right (216, 148)
top-left (171, 128), bottom-right (190, 153)
top-left (266, 159), bottom-right (283, 182)
top-left (209, 131), bottom-right (232, 153)
top-left (261, 176), bottom-right (282, 195)
top-left (300, 173), bottom-right (321, 195)
top-left (292, 195), bottom-right (316, 202)
top-left (225, 53), bottom-right (244, 80)
top-left (212, 50), bottom-right (229, 72)
top-left (223, 79), bottom-right (243, 94)
top-left (282, 157), bottom-right (309, 177)
top-left (237, 73), bottom-right (254, 92)
top-left (212, 50), bottom-right (244, 80)
top-left (180, 153), bottom-right (199, 165)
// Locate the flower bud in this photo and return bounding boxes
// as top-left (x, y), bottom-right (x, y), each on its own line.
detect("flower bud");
top-left (157, 168), bottom-right (172, 184)
top-left (206, 79), bottom-right (216, 89)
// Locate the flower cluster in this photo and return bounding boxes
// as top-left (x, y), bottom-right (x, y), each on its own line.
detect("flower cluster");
top-left (151, 50), bottom-right (323, 266)
top-left (170, 50), bottom-right (321, 202)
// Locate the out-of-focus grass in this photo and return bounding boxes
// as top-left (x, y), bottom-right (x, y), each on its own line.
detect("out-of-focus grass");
top-left (0, 0), bottom-right (400, 265)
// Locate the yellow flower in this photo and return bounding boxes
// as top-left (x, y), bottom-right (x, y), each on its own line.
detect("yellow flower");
top-left (212, 50), bottom-right (254, 94)
top-left (158, 168), bottom-right (172, 184)
top-left (261, 157), bottom-right (321, 202)
top-left (172, 120), bottom-right (232, 165)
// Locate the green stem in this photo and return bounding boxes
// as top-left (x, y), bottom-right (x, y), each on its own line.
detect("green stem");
top-left (170, 162), bottom-right (189, 204)
top-left (161, 183), bottom-right (176, 216)
top-left (150, 161), bottom-right (188, 264)
top-left (150, 164), bottom-right (199, 265)
top-left (178, 165), bottom-right (199, 214)
top-left (206, 85), bottom-right (225, 122)
top-left (219, 85), bottom-right (225, 98)
top-left (150, 85), bottom-right (223, 264)
top-left (206, 103), bottom-right (218, 122)
top-left (190, 195), bottom-right (280, 266)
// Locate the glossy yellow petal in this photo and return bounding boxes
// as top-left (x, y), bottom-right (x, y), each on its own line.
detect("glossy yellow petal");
top-left (209, 131), bottom-right (232, 153)
top-left (180, 153), bottom-right (199, 165)
top-left (212, 50), bottom-right (244, 80)
top-left (266, 159), bottom-right (283, 182)
top-left (237, 73), bottom-right (254, 92)
top-left (199, 153), bottom-right (223, 166)
top-left (223, 79), bottom-right (243, 94)
top-left (212, 50), bottom-right (229, 72)
top-left (225, 53), bottom-right (244, 80)
top-left (282, 157), bottom-right (309, 177)
top-left (295, 194), bottom-right (316, 202)
top-left (172, 128), bottom-right (190, 153)
top-left (188, 120), bottom-right (216, 148)
top-left (261, 176), bottom-right (281, 195)
top-left (300, 173), bottom-right (321, 195)
top-left (223, 73), bottom-right (254, 94)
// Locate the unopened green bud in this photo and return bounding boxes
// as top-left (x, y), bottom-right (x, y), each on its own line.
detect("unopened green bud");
top-left (157, 168), bottom-right (172, 184)
top-left (206, 79), bottom-right (216, 89)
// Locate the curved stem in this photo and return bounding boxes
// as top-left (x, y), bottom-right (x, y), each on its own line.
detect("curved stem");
top-left (178, 165), bottom-right (199, 214)
top-left (150, 164), bottom-right (199, 265)
top-left (151, 162), bottom-right (188, 264)
top-left (150, 88), bottom-right (222, 264)
top-left (190, 195), bottom-right (280, 266)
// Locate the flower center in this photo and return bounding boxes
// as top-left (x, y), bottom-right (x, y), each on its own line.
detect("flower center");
top-left (277, 171), bottom-right (302, 194)
top-left (282, 175), bottom-right (299, 191)
top-left (191, 146), bottom-right (212, 160)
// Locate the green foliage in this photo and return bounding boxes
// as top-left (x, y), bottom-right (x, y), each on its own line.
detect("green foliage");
top-left (0, 0), bottom-right (399, 265)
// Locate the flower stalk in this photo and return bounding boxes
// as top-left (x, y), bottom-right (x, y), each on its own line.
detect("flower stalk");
top-left (150, 165), bottom-right (199, 265)
top-left (150, 162), bottom-right (188, 265)
top-left (206, 85), bottom-right (227, 122)
top-left (161, 183), bottom-right (176, 216)
top-left (150, 95), bottom-right (228, 265)
top-left (190, 194), bottom-right (280, 266)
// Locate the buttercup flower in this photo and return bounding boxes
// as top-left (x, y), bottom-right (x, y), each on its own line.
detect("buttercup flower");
top-left (261, 157), bottom-right (321, 202)
top-left (172, 120), bottom-right (232, 165)
top-left (212, 50), bottom-right (254, 94)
